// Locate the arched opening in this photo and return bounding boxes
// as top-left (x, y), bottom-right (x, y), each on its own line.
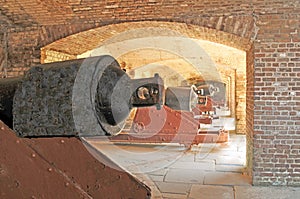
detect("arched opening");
top-left (41, 21), bottom-right (254, 195)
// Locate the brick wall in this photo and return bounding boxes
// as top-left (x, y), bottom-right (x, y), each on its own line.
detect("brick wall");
top-left (251, 0), bottom-right (300, 186)
top-left (0, 0), bottom-right (299, 186)
top-left (253, 42), bottom-right (300, 186)
top-left (41, 49), bottom-right (76, 63)
top-left (0, 24), bottom-right (97, 77)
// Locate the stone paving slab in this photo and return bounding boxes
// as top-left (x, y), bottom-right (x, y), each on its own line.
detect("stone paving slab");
top-left (177, 153), bottom-right (196, 162)
top-left (148, 168), bottom-right (169, 175)
top-left (195, 149), bottom-right (245, 162)
top-left (215, 143), bottom-right (239, 152)
top-left (188, 185), bottom-right (234, 199)
top-left (235, 186), bottom-right (300, 199)
top-left (162, 193), bottom-right (188, 199)
top-left (155, 182), bottom-right (192, 195)
top-left (191, 144), bottom-right (217, 154)
top-left (89, 135), bottom-right (251, 198)
top-left (204, 171), bottom-right (251, 186)
top-left (215, 155), bottom-right (245, 166)
top-left (149, 174), bottom-right (165, 182)
top-left (212, 148), bottom-right (244, 155)
top-left (164, 169), bottom-right (205, 184)
top-left (215, 164), bottom-right (246, 173)
top-left (169, 160), bottom-right (215, 171)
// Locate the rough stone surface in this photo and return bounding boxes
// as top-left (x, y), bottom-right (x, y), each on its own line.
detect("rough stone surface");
top-left (204, 172), bottom-right (251, 186)
top-left (13, 59), bottom-right (79, 137)
top-left (162, 192), bottom-right (187, 199)
top-left (155, 181), bottom-right (191, 194)
top-left (189, 185), bottom-right (234, 199)
top-left (169, 160), bottom-right (215, 171)
top-left (164, 169), bottom-right (205, 183)
top-left (13, 56), bottom-right (124, 137)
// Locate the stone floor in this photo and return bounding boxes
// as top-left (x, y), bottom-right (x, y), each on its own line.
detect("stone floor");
top-left (86, 134), bottom-right (300, 199)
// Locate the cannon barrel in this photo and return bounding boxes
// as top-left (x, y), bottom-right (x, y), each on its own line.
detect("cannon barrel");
top-left (0, 55), bottom-right (196, 137)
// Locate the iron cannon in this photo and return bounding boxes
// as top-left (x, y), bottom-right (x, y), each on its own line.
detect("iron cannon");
top-left (0, 55), bottom-right (197, 137)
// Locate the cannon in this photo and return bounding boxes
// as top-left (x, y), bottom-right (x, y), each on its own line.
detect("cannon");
top-left (0, 55), bottom-right (197, 138)
top-left (110, 81), bottom-right (230, 146)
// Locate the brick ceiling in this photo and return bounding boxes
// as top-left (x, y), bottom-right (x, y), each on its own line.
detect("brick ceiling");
top-left (0, 1), bottom-right (252, 27)
top-left (42, 21), bottom-right (251, 55)
top-left (0, 0), bottom-right (82, 26)
top-left (42, 21), bottom-right (246, 83)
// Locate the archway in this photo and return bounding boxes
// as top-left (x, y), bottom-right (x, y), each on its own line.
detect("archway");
top-left (41, 21), bottom-right (254, 185)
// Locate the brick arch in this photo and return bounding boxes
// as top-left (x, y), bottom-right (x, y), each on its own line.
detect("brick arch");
top-left (41, 21), bottom-right (253, 63)
top-left (41, 20), bottom-right (255, 179)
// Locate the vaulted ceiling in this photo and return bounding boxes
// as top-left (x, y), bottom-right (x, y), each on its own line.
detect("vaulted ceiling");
top-left (40, 21), bottom-right (246, 85)
top-left (0, 0), bottom-right (256, 27)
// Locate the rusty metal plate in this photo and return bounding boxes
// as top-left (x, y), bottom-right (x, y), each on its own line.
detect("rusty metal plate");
top-left (0, 121), bottom-right (150, 199)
